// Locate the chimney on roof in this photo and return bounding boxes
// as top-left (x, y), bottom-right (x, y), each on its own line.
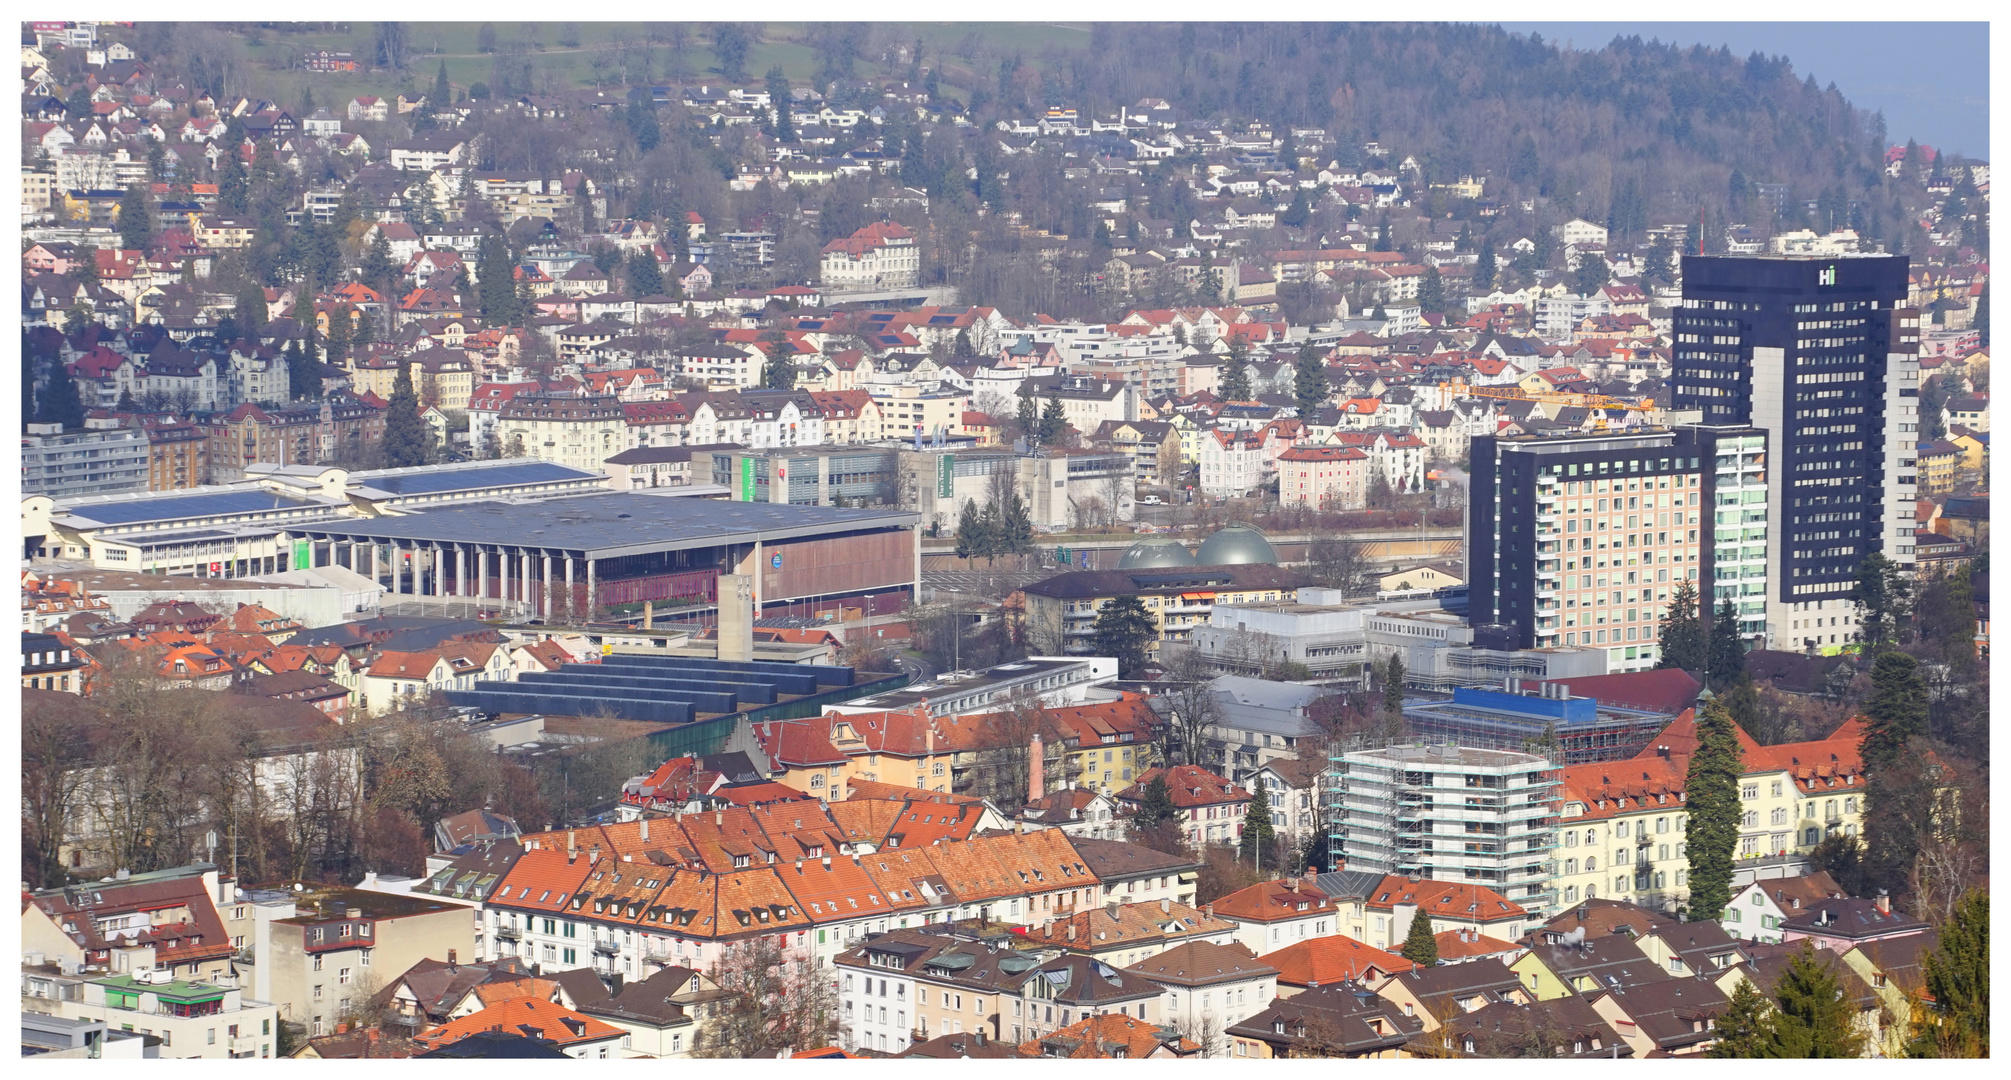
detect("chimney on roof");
top-left (1875, 891), bottom-right (1890, 915)
top-left (1067, 923), bottom-right (1076, 941)
top-left (567, 830), bottom-right (578, 862)
top-left (1204, 903), bottom-right (1215, 919)
top-left (1029, 732), bottom-right (1045, 803)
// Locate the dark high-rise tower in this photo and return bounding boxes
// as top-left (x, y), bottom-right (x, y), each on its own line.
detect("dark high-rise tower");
top-left (1671, 255), bottom-right (1920, 650)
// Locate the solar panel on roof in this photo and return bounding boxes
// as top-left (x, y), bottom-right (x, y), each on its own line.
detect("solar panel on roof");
top-left (358, 461), bottom-right (598, 496)
top-left (58, 490), bottom-right (326, 526)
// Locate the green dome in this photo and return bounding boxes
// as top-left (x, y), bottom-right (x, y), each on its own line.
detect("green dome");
top-left (1195, 523), bottom-right (1277, 566)
top-left (1115, 536), bottom-right (1199, 569)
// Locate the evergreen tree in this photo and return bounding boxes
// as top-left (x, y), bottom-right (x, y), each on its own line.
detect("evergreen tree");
top-left (761, 349), bottom-right (797, 391)
top-left (1016, 393), bottom-right (1039, 447)
top-left (1908, 890), bottom-right (1988, 1057)
top-left (1240, 788), bottom-right (1275, 866)
top-left (1418, 265), bottom-right (1445, 312)
top-left (1001, 489), bottom-right (1033, 556)
top-left (1707, 979), bottom-right (1777, 1058)
top-left (1475, 244), bottom-right (1497, 289)
top-left (381, 365), bottom-right (432, 468)
top-left (1038, 395), bottom-right (1067, 444)
top-left (363, 230), bottom-right (397, 289)
top-left (1851, 553), bottom-right (1911, 652)
top-left (625, 94), bottom-right (661, 153)
top-left (1220, 341), bottom-right (1252, 402)
top-left (1683, 699), bottom-right (1743, 920)
top-left (1090, 595), bottom-right (1157, 679)
top-left (766, 66), bottom-right (795, 142)
top-left (476, 234), bottom-right (518, 325)
top-left (974, 500), bottom-right (1004, 563)
top-left (325, 306), bottom-right (354, 365)
top-left (218, 151), bottom-right (250, 215)
top-left (36, 358), bottom-right (85, 430)
top-left (954, 499), bottom-right (983, 562)
top-left (1382, 654), bottom-right (1406, 719)
top-left (1572, 253), bottom-right (1609, 297)
top-left (432, 61), bottom-right (452, 111)
top-left (1858, 651), bottom-right (1928, 775)
top-left (1133, 773), bottom-right (1178, 829)
top-left (71, 245), bottom-right (100, 284)
top-left (1708, 597), bottom-right (1747, 691)
top-left (281, 338), bottom-right (303, 400)
top-left (298, 337), bottom-right (321, 400)
top-left (1399, 911), bottom-right (1440, 966)
top-left (1720, 672), bottom-right (1766, 743)
top-left (236, 285), bottom-right (268, 338)
top-left (1292, 347), bottom-right (1328, 416)
top-left (1658, 581), bottom-right (1706, 674)
top-left (1279, 186), bottom-right (1311, 228)
top-left (627, 249), bottom-right (664, 298)
top-left (115, 388), bottom-right (137, 412)
top-left (1763, 944), bottom-right (1869, 1057)
top-left (117, 184), bottom-right (155, 252)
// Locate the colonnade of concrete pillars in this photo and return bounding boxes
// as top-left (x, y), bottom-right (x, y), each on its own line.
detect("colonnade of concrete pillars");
top-left (328, 538), bottom-right (598, 622)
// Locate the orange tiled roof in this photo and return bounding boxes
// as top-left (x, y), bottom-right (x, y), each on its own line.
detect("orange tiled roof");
top-left (412, 996), bottom-right (622, 1051)
top-left (1261, 934), bottom-right (1416, 985)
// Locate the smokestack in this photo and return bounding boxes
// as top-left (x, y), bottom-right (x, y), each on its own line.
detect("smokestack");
top-left (1161, 897), bottom-right (1171, 915)
top-left (567, 830), bottom-right (578, 862)
top-left (640, 819), bottom-right (649, 841)
top-left (1029, 732), bottom-right (1045, 803)
top-left (1875, 891), bottom-right (1890, 915)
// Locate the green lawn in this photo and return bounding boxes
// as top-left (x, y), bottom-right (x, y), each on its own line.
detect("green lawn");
top-left (214, 22), bottom-right (1096, 108)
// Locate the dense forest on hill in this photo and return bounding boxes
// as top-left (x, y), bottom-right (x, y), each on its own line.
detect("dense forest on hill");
top-left (999, 23), bottom-right (1900, 245)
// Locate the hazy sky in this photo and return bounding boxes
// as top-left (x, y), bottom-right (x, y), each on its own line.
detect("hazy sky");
top-left (1497, 22), bottom-right (1988, 157)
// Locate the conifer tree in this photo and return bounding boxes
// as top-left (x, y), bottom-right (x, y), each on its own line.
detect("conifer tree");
top-left (1909, 890), bottom-right (1988, 1057)
top-left (1001, 489), bottom-right (1033, 556)
top-left (1400, 911), bottom-right (1440, 966)
top-left (1475, 244), bottom-right (1497, 289)
top-left (1657, 581), bottom-right (1705, 674)
top-left (1683, 699), bottom-right (1743, 920)
top-left (1859, 651), bottom-right (1928, 775)
top-left (1016, 392), bottom-right (1039, 447)
top-left (1292, 347), bottom-right (1328, 416)
top-left (1090, 595), bottom-right (1157, 678)
top-left (1133, 773), bottom-right (1178, 829)
top-left (954, 499), bottom-right (982, 563)
top-left (1708, 597), bottom-right (1747, 691)
top-left (36, 358), bottom-right (85, 430)
top-left (381, 365), bottom-right (432, 468)
top-left (1763, 943), bottom-right (1868, 1057)
top-left (974, 499), bottom-right (1004, 564)
top-left (1382, 654), bottom-right (1406, 720)
top-left (1707, 979), bottom-right (1776, 1058)
top-left (117, 183), bottom-right (155, 252)
top-left (1240, 788), bottom-right (1275, 866)
top-left (1418, 265), bottom-right (1445, 312)
top-left (1851, 553), bottom-right (1910, 653)
top-left (236, 284), bottom-right (267, 338)
top-left (1038, 395), bottom-right (1067, 444)
top-left (476, 233), bottom-right (518, 325)
top-left (627, 249), bottom-right (664, 298)
top-left (1220, 337), bottom-right (1252, 402)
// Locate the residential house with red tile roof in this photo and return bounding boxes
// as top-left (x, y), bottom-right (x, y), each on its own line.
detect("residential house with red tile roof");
top-left (1343, 876), bottom-right (1531, 953)
top-left (412, 996), bottom-right (630, 1058)
top-left (1258, 933), bottom-right (1416, 992)
top-left (1020, 1010), bottom-right (1201, 1058)
top-left (1114, 765), bottom-right (1252, 847)
top-left (1210, 876), bottom-right (1344, 954)
top-left (1017, 898), bottom-right (1239, 968)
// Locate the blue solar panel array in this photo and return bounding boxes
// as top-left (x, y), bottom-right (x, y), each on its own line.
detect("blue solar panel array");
top-left (357, 462), bottom-right (598, 497)
top-left (58, 490), bottom-right (326, 527)
top-left (443, 656), bottom-right (857, 725)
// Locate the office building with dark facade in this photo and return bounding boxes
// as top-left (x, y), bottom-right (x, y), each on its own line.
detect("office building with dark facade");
top-left (1468, 425), bottom-right (1766, 673)
top-left (1671, 255), bottom-right (1920, 651)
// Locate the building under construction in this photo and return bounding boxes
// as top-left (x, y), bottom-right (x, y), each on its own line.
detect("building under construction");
top-left (1325, 742), bottom-right (1561, 920)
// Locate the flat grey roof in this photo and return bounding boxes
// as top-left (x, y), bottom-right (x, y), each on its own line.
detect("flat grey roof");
top-left (286, 492), bottom-right (920, 559)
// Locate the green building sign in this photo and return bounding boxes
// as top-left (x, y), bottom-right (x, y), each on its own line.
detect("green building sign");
top-left (937, 454), bottom-right (955, 499)
top-left (740, 456), bottom-right (757, 501)
top-left (292, 539), bottom-right (311, 570)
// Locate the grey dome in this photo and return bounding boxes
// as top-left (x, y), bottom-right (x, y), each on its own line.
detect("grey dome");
top-left (1115, 536), bottom-right (1199, 569)
top-left (1195, 523), bottom-right (1278, 566)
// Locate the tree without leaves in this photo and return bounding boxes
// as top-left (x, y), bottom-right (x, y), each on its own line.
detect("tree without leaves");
top-left (696, 936), bottom-right (838, 1057)
top-left (1683, 698), bottom-right (1743, 920)
top-left (1155, 646), bottom-right (1222, 767)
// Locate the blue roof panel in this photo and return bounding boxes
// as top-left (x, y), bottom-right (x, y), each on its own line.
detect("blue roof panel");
top-left (57, 491), bottom-right (326, 527)
top-left (358, 462), bottom-right (599, 497)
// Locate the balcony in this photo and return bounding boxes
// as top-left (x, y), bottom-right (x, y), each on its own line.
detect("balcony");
top-left (592, 939), bottom-right (621, 956)
top-left (231, 1036), bottom-right (261, 1056)
top-left (494, 925), bottom-right (521, 941)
